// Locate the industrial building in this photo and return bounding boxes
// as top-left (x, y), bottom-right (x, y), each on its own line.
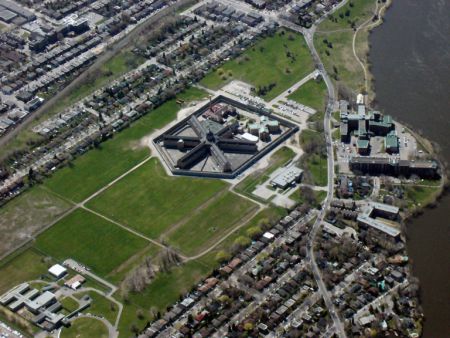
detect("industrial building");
top-left (270, 167), bottom-right (303, 189)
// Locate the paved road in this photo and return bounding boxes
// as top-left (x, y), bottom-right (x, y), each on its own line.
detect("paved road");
top-left (297, 1), bottom-right (350, 337)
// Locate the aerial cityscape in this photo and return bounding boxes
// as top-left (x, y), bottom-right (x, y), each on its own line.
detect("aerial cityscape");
top-left (0, 0), bottom-right (448, 337)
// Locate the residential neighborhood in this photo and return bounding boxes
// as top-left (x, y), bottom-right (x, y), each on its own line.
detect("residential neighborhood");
top-left (0, 0), bottom-right (446, 337)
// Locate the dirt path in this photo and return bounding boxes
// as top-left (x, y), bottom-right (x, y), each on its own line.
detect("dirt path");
top-left (352, 0), bottom-right (389, 92)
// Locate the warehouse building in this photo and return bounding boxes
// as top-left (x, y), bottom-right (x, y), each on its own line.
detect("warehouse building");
top-left (271, 167), bottom-right (303, 189)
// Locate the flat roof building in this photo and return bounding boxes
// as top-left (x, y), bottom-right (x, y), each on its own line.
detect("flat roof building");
top-left (357, 214), bottom-right (400, 238)
top-left (48, 264), bottom-right (67, 279)
top-left (271, 167), bottom-right (303, 189)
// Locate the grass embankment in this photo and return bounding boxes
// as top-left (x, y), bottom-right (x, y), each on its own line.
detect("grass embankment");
top-left (201, 29), bottom-right (314, 101)
top-left (0, 51), bottom-right (146, 159)
top-left (44, 87), bottom-right (208, 202)
top-left (234, 146), bottom-right (296, 201)
top-left (287, 79), bottom-right (328, 112)
top-left (299, 129), bottom-right (328, 186)
top-left (61, 317), bottom-right (108, 338)
top-left (314, 0), bottom-right (377, 94)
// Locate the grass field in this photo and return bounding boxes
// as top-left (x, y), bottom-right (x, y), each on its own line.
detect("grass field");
top-left (35, 209), bottom-right (149, 277)
top-left (167, 192), bottom-right (257, 256)
top-left (44, 87), bottom-right (207, 202)
top-left (0, 248), bottom-right (49, 294)
top-left (287, 79), bottom-right (328, 112)
top-left (299, 130), bottom-right (328, 186)
top-left (0, 186), bottom-right (71, 256)
top-left (235, 147), bottom-right (296, 201)
top-left (303, 153), bottom-right (328, 187)
top-left (314, 0), bottom-right (377, 93)
top-left (87, 158), bottom-right (228, 240)
top-left (61, 297), bottom-right (79, 313)
top-left (318, 0), bottom-right (376, 31)
top-left (200, 30), bottom-right (314, 100)
top-left (291, 188), bottom-right (327, 207)
top-left (199, 206), bottom-right (288, 265)
top-left (75, 291), bottom-right (118, 324)
top-left (61, 317), bottom-right (108, 338)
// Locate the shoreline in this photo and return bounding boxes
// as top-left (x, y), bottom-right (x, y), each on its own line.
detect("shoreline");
top-left (362, 2), bottom-right (448, 335)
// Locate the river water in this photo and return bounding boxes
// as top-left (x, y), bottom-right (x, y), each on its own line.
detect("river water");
top-left (369, 0), bottom-right (450, 336)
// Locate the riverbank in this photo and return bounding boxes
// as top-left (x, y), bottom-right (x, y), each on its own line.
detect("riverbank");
top-left (368, 0), bottom-right (450, 336)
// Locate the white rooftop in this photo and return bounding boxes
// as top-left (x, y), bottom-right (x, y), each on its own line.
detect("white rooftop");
top-left (48, 264), bottom-right (67, 278)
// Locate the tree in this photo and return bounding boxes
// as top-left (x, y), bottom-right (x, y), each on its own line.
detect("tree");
top-left (246, 226), bottom-right (262, 240)
top-left (215, 250), bottom-right (231, 264)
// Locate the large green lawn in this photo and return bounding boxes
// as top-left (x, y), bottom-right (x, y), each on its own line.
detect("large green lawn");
top-left (61, 317), bottom-right (108, 338)
top-left (167, 191), bottom-right (257, 256)
top-left (201, 30), bottom-right (315, 100)
top-left (87, 158), bottom-right (228, 240)
top-left (34, 209), bottom-right (149, 277)
top-left (45, 88), bottom-right (207, 202)
top-left (287, 79), bottom-right (328, 112)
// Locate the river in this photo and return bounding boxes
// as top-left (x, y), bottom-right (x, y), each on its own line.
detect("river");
top-left (369, 0), bottom-right (450, 336)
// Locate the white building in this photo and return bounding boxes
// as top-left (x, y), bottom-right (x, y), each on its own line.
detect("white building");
top-left (48, 264), bottom-right (67, 279)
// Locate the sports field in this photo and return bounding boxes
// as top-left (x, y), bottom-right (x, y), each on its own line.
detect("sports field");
top-left (200, 29), bottom-right (315, 100)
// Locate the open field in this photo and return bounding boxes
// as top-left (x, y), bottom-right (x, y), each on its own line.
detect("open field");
top-left (87, 158), bottom-right (228, 240)
top-left (234, 146), bottom-right (296, 201)
top-left (35, 209), bottom-right (150, 277)
top-left (315, 0), bottom-right (376, 93)
top-left (0, 186), bottom-right (72, 257)
top-left (61, 317), bottom-right (108, 338)
top-left (167, 191), bottom-right (257, 256)
top-left (287, 79), bottom-right (328, 112)
top-left (44, 87), bottom-right (207, 202)
top-left (200, 30), bottom-right (314, 100)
